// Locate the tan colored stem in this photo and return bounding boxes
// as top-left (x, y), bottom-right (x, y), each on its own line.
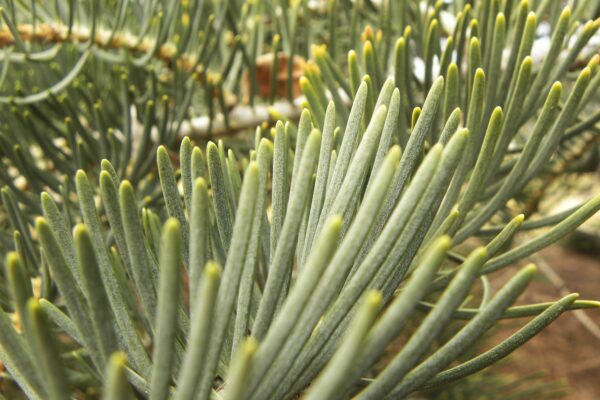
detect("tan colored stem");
top-left (0, 23), bottom-right (202, 76)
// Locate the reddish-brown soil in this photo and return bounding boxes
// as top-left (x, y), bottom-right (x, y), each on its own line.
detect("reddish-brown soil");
top-left (489, 244), bottom-right (600, 400)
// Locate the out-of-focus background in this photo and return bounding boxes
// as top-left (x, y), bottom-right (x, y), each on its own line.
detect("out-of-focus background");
top-left (493, 172), bottom-right (600, 400)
